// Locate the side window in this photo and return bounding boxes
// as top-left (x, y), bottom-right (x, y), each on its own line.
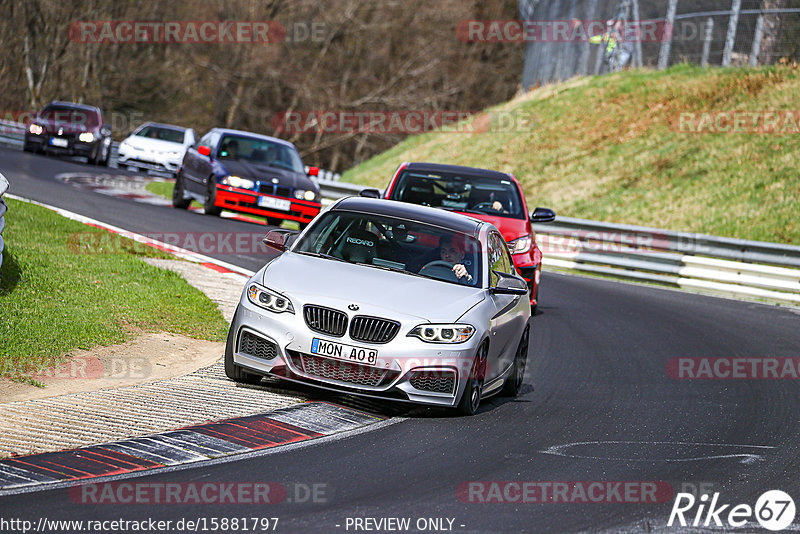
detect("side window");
top-left (197, 132), bottom-right (212, 149)
top-left (490, 233), bottom-right (514, 280)
top-left (488, 234), bottom-right (501, 287)
top-left (197, 131), bottom-right (219, 150)
top-left (498, 234), bottom-right (515, 275)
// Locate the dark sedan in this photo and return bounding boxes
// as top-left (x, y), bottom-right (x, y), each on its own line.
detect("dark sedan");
top-left (174, 128), bottom-right (321, 227)
top-left (23, 101), bottom-right (112, 165)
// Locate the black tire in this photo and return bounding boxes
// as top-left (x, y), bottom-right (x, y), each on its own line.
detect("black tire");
top-left (204, 177), bottom-right (222, 216)
top-left (100, 141), bottom-right (110, 166)
top-left (501, 325), bottom-right (529, 397)
top-left (172, 172), bottom-right (191, 209)
top-left (88, 143), bottom-right (101, 165)
top-left (224, 318), bottom-right (263, 385)
top-left (532, 282), bottom-right (539, 315)
top-left (456, 342), bottom-right (488, 416)
top-left (23, 142), bottom-right (33, 153)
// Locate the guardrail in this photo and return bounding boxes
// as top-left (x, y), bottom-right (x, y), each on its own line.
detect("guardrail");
top-left (532, 217), bottom-right (800, 305)
top-left (0, 119), bottom-right (25, 148)
top-left (312, 178), bottom-right (368, 204)
top-left (0, 172), bottom-right (8, 269)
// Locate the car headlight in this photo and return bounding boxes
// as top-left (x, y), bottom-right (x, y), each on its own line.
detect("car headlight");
top-left (508, 234), bottom-right (532, 255)
top-left (28, 124), bottom-right (43, 135)
top-left (221, 175), bottom-right (255, 189)
top-left (247, 284), bottom-right (294, 314)
top-left (293, 189), bottom-right (317, 201)
top-left (78, 132), bottom-right (95, 143)
top-left (408, 324), bottom-right (475, 343)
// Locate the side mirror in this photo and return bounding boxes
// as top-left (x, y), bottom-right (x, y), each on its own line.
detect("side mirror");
top-left (359, 188), bottom-right (381, 199)
top-left (101, 124), bottom-right (111, 135)
top-left (490, 272), bottom-right (529, 295)
top-left (307, 166), bottom-right (319, 177)
top-left (530, 207), bottom-right (556, 223)
top-left (198, 145), bottom-right (212, 157)
top-left (262, 229), bottom-right (299, 252)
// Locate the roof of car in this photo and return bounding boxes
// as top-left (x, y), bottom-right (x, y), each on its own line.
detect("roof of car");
top-left (141, 122), bottom-right (190, 132)
top-left (332, 197), bottom-right (485, 236)
top-left (403, 161), bottom-right (512, 181)
top-left (46, 101), bottom-right (100, 113)
top-left (211, 128), bottom-right (296, 149)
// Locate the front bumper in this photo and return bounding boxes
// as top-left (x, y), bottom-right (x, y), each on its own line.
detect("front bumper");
top-left (229, 296), bottom-right (481, 408)
top-left (25, 133), bottom-right (97, 157)
top-left (118, 146), bottom-right (182, 173)
top-left (512, 244), bottom-right (543, 305)
top-left (215, 185), bottom-right (321, 224)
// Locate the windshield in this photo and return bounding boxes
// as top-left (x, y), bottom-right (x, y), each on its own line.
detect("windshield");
top-left (293, 210), bottom-right (482, 287)
top-left (388, 170), bottom-right (526, 219)
top-left (217, 134), bottom-right (304, 173)
top-left (135, 125), bottom-right (186, 144)
top-left (39, 105), bottom-right (99, 128)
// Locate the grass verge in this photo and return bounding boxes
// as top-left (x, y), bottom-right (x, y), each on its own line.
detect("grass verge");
top-left (342, 64), bottom-right (800, 245)
top-left (0, 198), bottom-right (229, 383)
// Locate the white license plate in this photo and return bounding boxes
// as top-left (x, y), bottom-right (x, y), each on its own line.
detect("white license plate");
top-left (50, 137), bottom-right (68, 148)
top-left (311, 338), bottom-right (378, 365)
top-left (258, 196), bottom-right (291, 211)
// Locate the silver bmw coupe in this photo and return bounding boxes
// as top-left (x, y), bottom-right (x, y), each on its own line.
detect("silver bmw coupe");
top-left (225, 197), bottom-right (532, 415)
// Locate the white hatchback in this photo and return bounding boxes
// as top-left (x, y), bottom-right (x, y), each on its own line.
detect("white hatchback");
top-left (118, 122), bottom-right (195, 176)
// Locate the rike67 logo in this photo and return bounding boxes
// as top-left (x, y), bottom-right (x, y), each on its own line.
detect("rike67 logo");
top-left (668, 490), bottom-right (796, 531)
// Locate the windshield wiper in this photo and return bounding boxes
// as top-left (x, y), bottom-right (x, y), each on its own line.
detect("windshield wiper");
top-left (459, 208), bottom-right (492, 215)
top-left (295, 251), bottom-right (347, 262)
top-left (353, 262), bottom-right (427, 279)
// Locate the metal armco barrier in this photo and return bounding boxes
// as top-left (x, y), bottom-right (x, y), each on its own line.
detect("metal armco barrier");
top-left (532, 217), bottom-right (800, 306)
top-left (0, 119), bottom-right (25, 148)
top-left (313, 178), bottom-right (370, 204)
top-left (0, 172), bottom-right (8, 269)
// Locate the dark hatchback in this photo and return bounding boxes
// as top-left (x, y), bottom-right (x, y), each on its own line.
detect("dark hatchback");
top-left (23, 101), bottom-right (112, 165)
top-left (174, 128), bottom-right (321, 227)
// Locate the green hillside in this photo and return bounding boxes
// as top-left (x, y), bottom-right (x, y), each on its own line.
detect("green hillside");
top-left (342, 65), bottom-right (800, 245)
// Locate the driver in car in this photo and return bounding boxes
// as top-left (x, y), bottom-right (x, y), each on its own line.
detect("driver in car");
top-left (439, 235), bottom-right (472, 283)
top-left (220, 139), bottom-right (239, 159)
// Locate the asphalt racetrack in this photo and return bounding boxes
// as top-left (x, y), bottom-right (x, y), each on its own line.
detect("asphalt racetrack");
top-left (1, 146), bottom-right (799, 533)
